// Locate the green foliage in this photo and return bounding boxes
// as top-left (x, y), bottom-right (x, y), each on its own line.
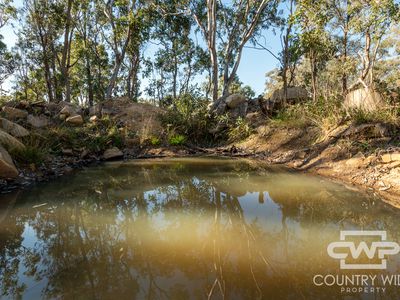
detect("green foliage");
top-left (41, 119), bottom-right (125, 154)
top-left (150, 136), bottom-right (161, 146)
top-left (271, 97), bottom-right (344, 131)
top-left (160, 93), bottom-right (215, 144)
top-left (349, 108), bottom-right (399, 126)
top-left (168, 134), bottom-right (186, 146)
top-left (227, 117), bottom-right (253, 142)
top-left (10, 133), bottom-right (48, 165)
top-left (10, 146), bottom-right (45, 165)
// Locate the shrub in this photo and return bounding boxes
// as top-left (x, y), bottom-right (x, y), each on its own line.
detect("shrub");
top-left (160, 93), bottom-right (215, 145)
top-left (350, 108), bottom-right (399, 126)
top-left (168, 134), bottom-right (186, 146)
top-left (10, 145), bottom-right (45, 165)
top-left (150, 136), bottom-right (161, 146)
top-left (227, 117), bottom-right (253, 142)
top-left (10, 133), bottom-right (48, 165)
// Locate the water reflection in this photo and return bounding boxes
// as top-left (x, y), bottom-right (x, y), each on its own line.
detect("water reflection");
top-left (0, 158), bottom-right (399, 299)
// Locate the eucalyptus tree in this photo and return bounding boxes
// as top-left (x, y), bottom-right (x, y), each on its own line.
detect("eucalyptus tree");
top-left (327, 0), bottom-right (356, 96)
top-left (279, 0), bottom-right (303, 103)
top-left (59, 0), bottom-right (80, 103)
top-left (97, 0), bottom-right (151, 100)
top-left (186, 0), bottom-right (280, 101)
top-left (146, 0), bottom-right (207, 103)
top-left (24, 0), bottom-right (59, 102)
top-left (0, 0), bottom-right (16, 91)
top-left (347, 0), bottom-right (399, 90)
top-left (0, 0), bottom-right (16, 29)
top-left (0, 38), bottom-right (14, 91)
top-left (295, 0), bottom-right (334, 101)
top-left (74, 0), bottom-right (112, 105)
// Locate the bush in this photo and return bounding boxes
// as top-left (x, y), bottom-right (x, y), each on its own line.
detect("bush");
top-left (227, 117), bottom-right (253, 142)
top-left (160, 93), bottom-right (215, 145)
top-left (168, 134), bottom-right (186, 146)
top-left (10, 145), bottom-right (45, 165)
top-left (150, 136), bottom-right (161, 146)
top-left (349, 108), bottom-right (399, 126)
top-left (271, 97), bottom-right (344, 132)
top-left (10, 133), bottom-right (48, 165)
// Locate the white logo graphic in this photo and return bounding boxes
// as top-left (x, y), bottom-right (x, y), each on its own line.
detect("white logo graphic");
top-left (327, 231), bottom-right (400, 269)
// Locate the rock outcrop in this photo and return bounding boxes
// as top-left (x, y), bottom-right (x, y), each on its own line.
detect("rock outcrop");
top-left (225, 94), bottom-right (247, 109)
top-left (210, 93), bottom-right (248, 119)
top-left (344, 88), bottom-right (384, 112)
top-left (0, 146), bottom-right (18, 179)
top-left (270, 87), bottom-right (308, 104)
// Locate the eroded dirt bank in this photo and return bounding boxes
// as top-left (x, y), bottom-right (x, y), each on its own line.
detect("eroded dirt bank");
top-left (233, 123), bottom-right (400, 207)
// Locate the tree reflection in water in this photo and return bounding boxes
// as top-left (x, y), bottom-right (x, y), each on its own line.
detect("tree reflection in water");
top-left (0, 158), bottom-right (399, 299)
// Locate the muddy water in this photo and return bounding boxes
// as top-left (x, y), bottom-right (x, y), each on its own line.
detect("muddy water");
top-left (0, 158), bottom-right (400, 299)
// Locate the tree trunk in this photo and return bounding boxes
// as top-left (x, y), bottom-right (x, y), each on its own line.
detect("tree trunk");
top-left (342, 23), bottom-right (348, 97)
top-left (61, 0), bottom-right (73, 102)
top-left (281, 0), bottom-right (293, 105)
top-left (211, 48), bottom-right (218, 101)
top-left (310, 52), bottom-right (317, 102)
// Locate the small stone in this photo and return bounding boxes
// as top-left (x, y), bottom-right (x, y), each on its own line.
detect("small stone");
top-left (80, 149), bottom-right (89, 159)
top-left (89, 115), bottom-right (98, 122)
top-left (387, 161), bottom-right (400, 169)
top-left (103, 147), bottom-right (123, 160)
top-left (62, 149), bottom-right (74, 156)
top-left (65, 115), bottom-right (84, 125)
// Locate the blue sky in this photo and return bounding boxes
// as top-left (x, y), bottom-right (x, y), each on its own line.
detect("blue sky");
top-left (0, 0), bottom-right (283, 96)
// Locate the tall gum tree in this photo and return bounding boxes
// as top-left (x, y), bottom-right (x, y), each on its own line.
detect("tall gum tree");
top-left (187, 0), bottom-right (279, 101)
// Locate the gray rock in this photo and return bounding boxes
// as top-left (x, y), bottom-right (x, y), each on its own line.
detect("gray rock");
top-left (225, 94), bottom-right (247, 109)
top-left (103, 147), bottom-right (123, 160)
top-left (229, 101), bottom-right (248, 118)
top-left (27, 114), bottom-right (49, 128)
top-left (344, 88), bottom-right (384, 112)
top-left (101, 108), bottom-right (114, 117)
top-left (270, 87), bottom-right (308, 103)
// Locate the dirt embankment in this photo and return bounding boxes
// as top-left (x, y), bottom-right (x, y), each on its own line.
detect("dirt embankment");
top-left (234, 122), bottom-right (400, 207)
